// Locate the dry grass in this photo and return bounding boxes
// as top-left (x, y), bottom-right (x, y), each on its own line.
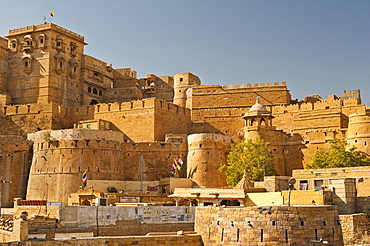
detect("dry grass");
top-left (345, 231), bottom-right (370, 245)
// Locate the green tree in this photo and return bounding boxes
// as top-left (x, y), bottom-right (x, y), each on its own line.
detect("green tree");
top-left (306, 139), bottom-right (370, 169)
top-left (220, 139), bottom-right (276, 187)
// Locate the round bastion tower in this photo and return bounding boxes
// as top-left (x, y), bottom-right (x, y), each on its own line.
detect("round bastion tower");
top-left (187, 133), bottom-right (230, 188)
top-left (173, 73), bottom-right (201, 108)
top-left (347, 112), bottom-right (370, 154)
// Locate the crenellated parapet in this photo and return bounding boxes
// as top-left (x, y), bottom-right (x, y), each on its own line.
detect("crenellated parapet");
top-left (222, 81), bottom-right (287, 90)
top-left (67, 98), bottom-right (190, 117)
top-left (272, 97), bottom-right (362, 117)
top-left (8, 23), bottom-right (85, 43)
top-left (29, 129), bottom-right (188, 152)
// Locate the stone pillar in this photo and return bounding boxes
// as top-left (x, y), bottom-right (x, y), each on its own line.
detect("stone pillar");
top-left (175, 198), bottom-right (180, 207)
top-left (12, 219), bottom-right (28, 241)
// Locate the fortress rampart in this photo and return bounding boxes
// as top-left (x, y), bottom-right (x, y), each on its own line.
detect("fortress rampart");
top-left (0, 22), bottom-right (369, 210)
top-left (0, 103), bottom-right (69, 136)
top-left (26, 129), bottom-right (188, 204)
top-left (0, 98), bottom-right (191, 142)
top-left (195, 206), bottom-right (344, 245)
top-left (67, 98), bottom-right (191, 142)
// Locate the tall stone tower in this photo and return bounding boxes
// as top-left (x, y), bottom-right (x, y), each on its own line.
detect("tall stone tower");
top-left (173, 72), bottom-right (201, 108)
top-left (347, 111), bottom-right (370, 154)
top-left (5, 23), bottom-right (87, 106)
top-left (243, 99), bottom-right (304, 175)
top-left (187, 133), bottom-right (230, 188)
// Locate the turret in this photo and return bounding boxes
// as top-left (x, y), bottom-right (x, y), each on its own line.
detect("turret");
top-left (347, 111), bottom-right (370, 154)
top-left (242, 98), bottom-right (275, 140)
top-left (173, 72), bottom-right (201, 108)
top-left (187, 133), bottom-right (230, 188)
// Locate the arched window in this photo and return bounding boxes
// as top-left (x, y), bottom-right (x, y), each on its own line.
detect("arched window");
top-left (38, 34), bottom-right (46, 49)
top-left (251, 118), bottom-right (256, 126)
top-left (99, 90), bottom-right (102, 96)
top-left (56, 36), bottom-right (63, 51)
top-left (10, 39), bottom-right (18, 51)
top-left (88, 87), bottom-right (91, 93)
top-left (22, 56), bottom-right (32, 74)
top-left (93, 88), bottom-right (97, 94)
top-left (260, 118), bottom-right (266, 126)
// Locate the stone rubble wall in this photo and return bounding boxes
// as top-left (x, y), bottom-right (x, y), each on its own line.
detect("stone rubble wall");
top-left (195, 205), bottom-right (344, 246)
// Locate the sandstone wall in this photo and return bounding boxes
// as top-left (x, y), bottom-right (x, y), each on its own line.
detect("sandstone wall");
top-left (66, 98), bottom-right (191, 142)
top-left (26, 129), bottom-right (188, 204)
top-left (0, 234), bottom-right (203, 246)
top-left (340, 213), bottom-right (370, 244)
top-left (0, 136), bottom-right (32, 207)
top-left (195, 206), bottom-right (343, 245)
top-left (0, 103), bottom-right (69, 137)
top-left (0, 37), bottom-right (8, 94)
top-left (189, 82), bottom-right (290, 142)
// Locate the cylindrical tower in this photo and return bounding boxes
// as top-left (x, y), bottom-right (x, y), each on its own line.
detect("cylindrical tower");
top-left (173, 73), bottom-right (201, 108)
top-left (347, 113), bottom-right (370, 154)
top-left (26, 129), bottom-right (188, 204)
top-left (187, 133), bottom-right (230, 188)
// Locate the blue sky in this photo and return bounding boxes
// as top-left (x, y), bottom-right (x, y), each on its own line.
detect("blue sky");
top-left (1, 0), bottom-right (369, 104)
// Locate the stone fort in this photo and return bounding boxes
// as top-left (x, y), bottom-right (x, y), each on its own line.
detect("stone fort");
top-left (0, 23), bottom-right (369, 206)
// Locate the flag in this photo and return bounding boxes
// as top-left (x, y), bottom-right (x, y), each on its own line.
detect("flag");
top-left (171, 163), bottom-right (177, 175)
top-left (174, 158), bottom-right (181, 170)
top-left (178, 157), bottom-right (183, 169)
top-left (50, 11), bottom-right (54, 17)
top-left (82, 169), bottom-right (88, 188)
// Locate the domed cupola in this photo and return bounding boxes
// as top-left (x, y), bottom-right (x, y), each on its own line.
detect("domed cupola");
top-left (242, 98), bottom-right (274, 127)
top-left (245, 98), bottom-right (271, 116)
